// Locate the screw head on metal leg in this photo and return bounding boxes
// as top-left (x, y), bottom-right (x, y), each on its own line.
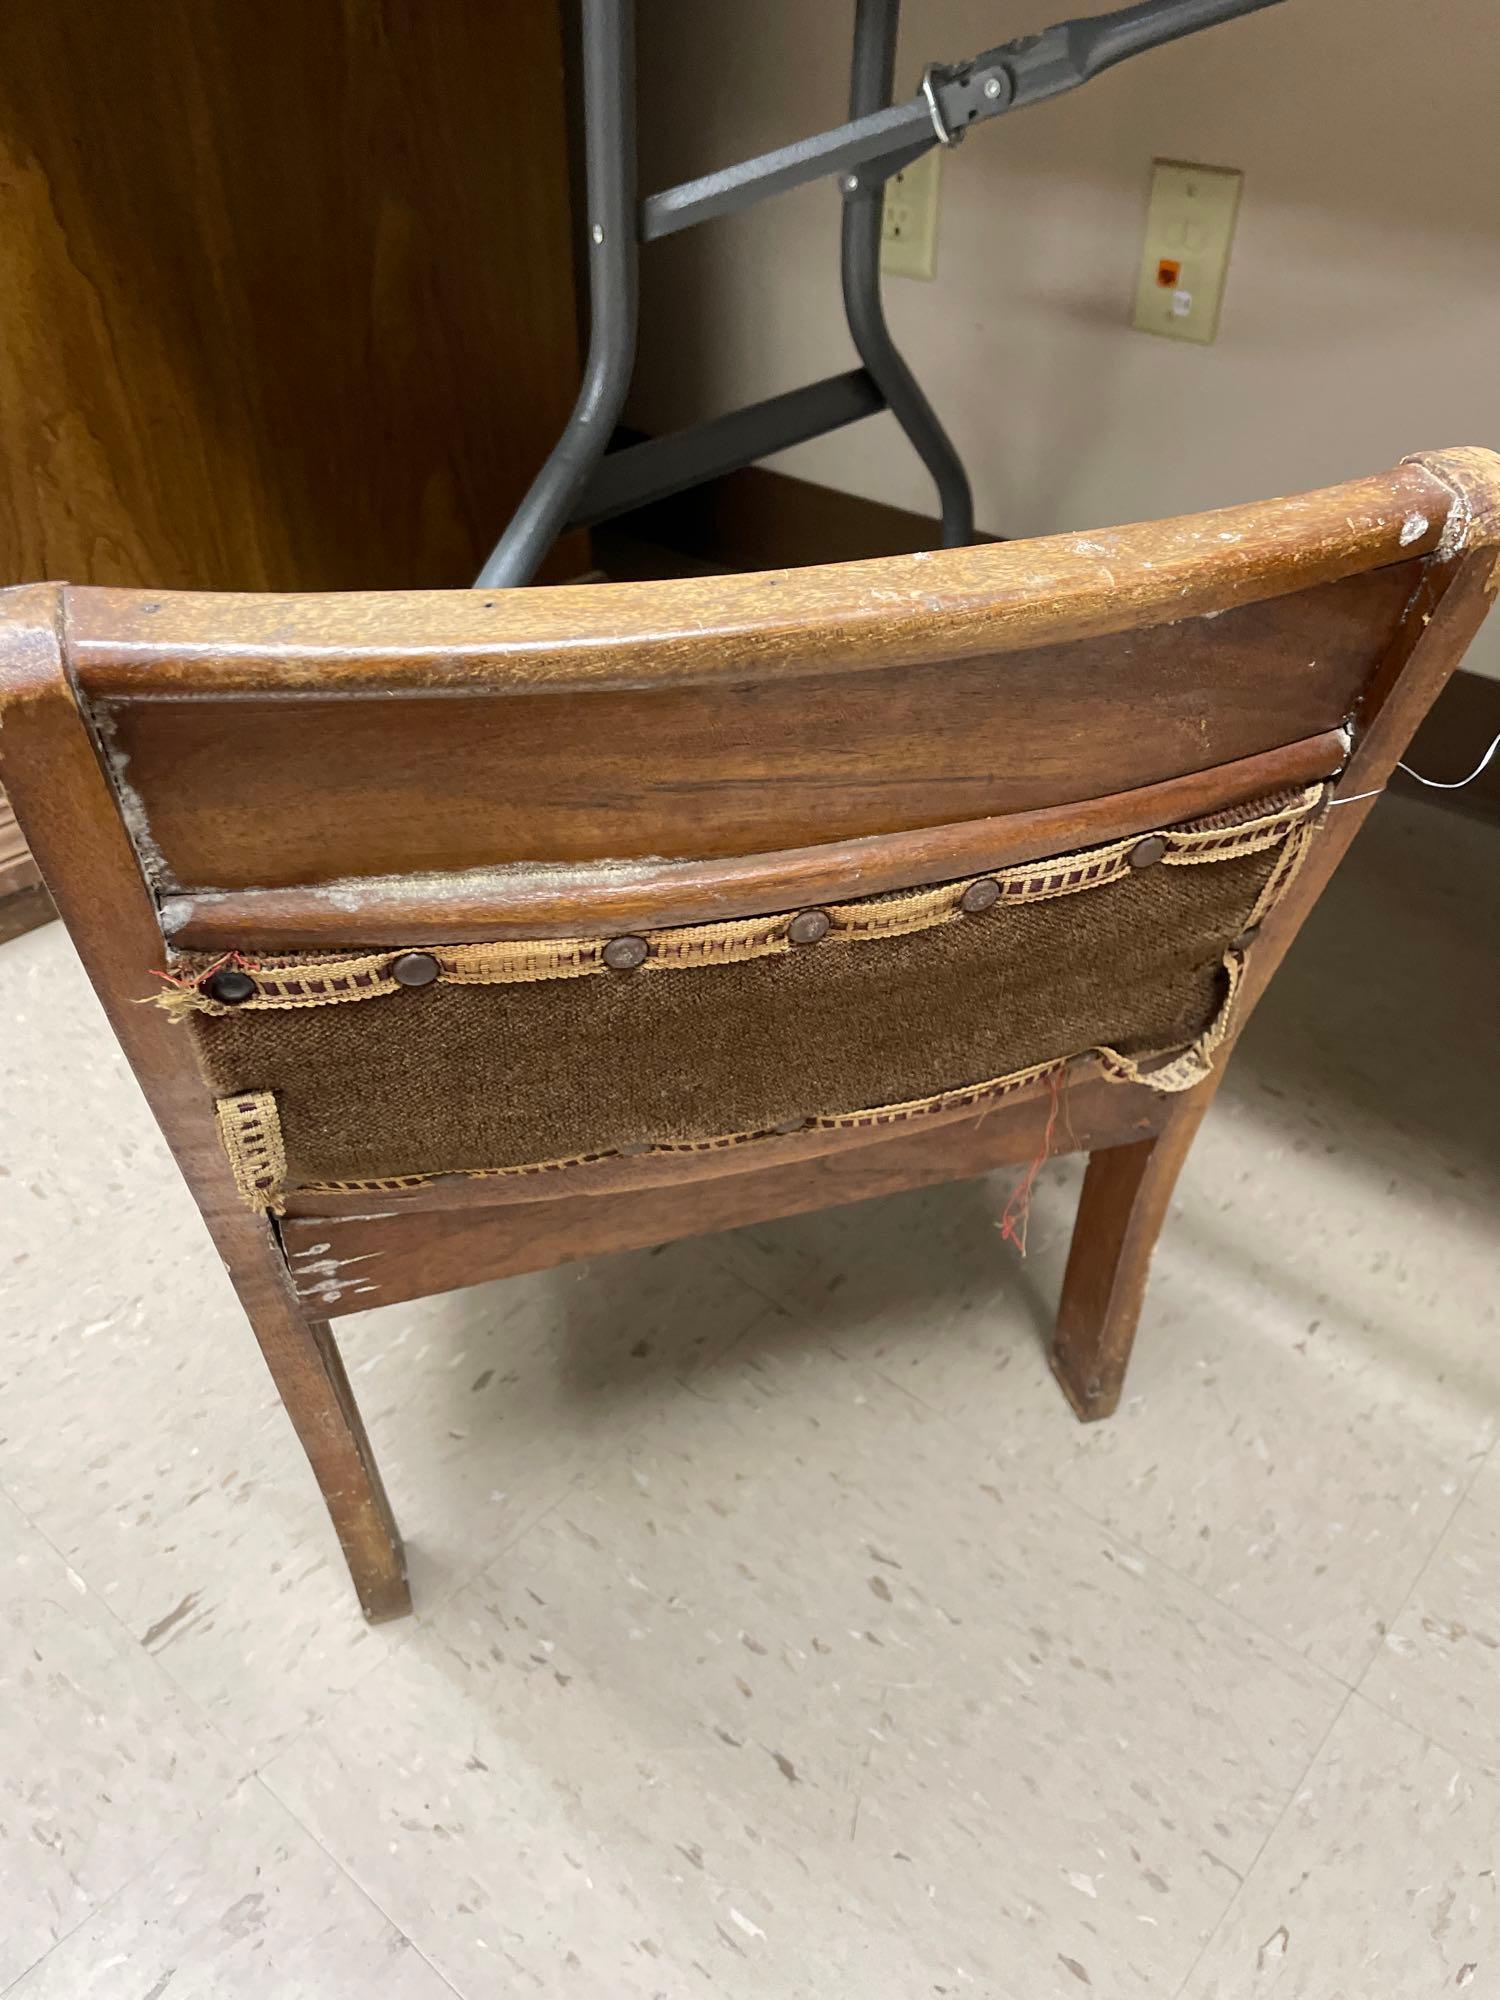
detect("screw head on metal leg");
top-left (844, 174), bottom-right (860, 193)
top-left (983, 74), bottom-right (1003, 99)
top-left (591, 223), bottom-right (604, 244)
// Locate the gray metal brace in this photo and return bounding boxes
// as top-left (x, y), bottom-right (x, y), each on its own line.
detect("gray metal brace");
top-left (476, 0), bottom-right (1284, 588)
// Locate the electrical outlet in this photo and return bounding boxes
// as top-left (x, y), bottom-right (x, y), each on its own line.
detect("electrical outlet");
top-left (881, 148), bottom-right (941, 280)
top-left (1131, 159), bottom-right (1242, 344)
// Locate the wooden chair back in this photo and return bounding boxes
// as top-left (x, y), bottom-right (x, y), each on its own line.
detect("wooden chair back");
top-left (4, 446), bottom-right (1497, 1622)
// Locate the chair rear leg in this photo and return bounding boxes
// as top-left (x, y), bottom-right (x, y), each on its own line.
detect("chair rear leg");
top-left (226, 1218), bottom-right (410, 1621)
top-left (1050, 1084), bottom-right (1216, 1421)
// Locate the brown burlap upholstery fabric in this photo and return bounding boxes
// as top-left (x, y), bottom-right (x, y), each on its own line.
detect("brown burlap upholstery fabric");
top-left (188, 840), bottom-right (1285, 1189)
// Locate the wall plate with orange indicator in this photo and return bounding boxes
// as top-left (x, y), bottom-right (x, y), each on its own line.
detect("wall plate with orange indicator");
top-left (1132, 160), bottom-right (1242, 345)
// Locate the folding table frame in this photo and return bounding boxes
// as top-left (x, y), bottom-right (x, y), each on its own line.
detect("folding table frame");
top-left (478, 0), bottom-right (1283, 587)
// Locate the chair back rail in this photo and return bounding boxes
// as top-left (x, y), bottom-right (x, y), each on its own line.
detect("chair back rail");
top-left (165, 730), bottom-right (1346, 949)
top-left (73, 537), bottom-right (1431, 896)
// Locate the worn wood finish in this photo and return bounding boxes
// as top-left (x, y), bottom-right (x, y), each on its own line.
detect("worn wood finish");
top-left (622, 458), bottom-right (1500, 832)
top-left (194, 1247), bottom-right (410, 1625)
top-left (66, 464), bottom-right (1448, 893)
top-left (0, 0), bottom-right (582, 595)
top-left (164, 730), bottom-right (1349, 949)
top-left (94, 567), bottom-right (1410, 892)
top-left (639, 451), bottom-right (1500, 826)
top-left (279, 1077), bottom-right (1166, 1315)
top-left (6, 450), bottom-right (1498, 1623)
top-left (1244, 561), bottom-right (1500, 1029)
top-left (0, 789), bottom-right (37, 892)
top-left (0, 587), bottom-right (408, 1622)
top-left (68, 465), bottom-right (1450, 694)
top-left (1050, 1084), bottom-right (1220, 1419)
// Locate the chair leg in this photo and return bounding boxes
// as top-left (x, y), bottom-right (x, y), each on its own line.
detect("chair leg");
top-left (228, 1221), bottom-right (410, 1621)
top-left (1049, 1086), bottom-right (1215, 1422)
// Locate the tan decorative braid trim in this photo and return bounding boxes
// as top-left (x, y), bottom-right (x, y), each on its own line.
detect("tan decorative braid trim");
top-left (214, 1091), bottom-right (287, 1214)
top-left (1096, 801), bottom-right (1321, 1095)
top-left (1096, 952), bottom-right (1244, 1093)
top-left (156, 784), bottom-right (1325, 1019)
top-left (1172, 784), bottom-right (1309, 834)
top-left (1240, 798), bottom-right (1321, 932)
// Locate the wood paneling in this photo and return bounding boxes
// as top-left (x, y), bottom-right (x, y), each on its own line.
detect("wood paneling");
top-left (0, 0), bottom-right (581, 593)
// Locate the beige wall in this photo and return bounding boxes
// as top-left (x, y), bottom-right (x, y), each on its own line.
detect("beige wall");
top-left (631, 0), bottom-right (1500, 678)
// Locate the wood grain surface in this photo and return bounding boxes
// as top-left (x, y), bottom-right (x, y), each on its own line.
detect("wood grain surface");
top-left (0, 0), bottom-right (581, 594)
top-left (92, 565), bottom-right (1411, 891)
top-left (69, 462), bottom-right (1451, 694)
top-left (161, 731), bottom-right (1347, 948)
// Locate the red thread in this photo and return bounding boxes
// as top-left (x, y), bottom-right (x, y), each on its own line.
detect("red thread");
top-left (148, 949), bottom-right (258, 990)
top-left (998, 1066), bottom-right (1064, 1256)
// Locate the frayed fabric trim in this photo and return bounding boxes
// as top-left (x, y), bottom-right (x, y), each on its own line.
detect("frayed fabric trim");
top-left (161, 785), bottom-right (1324, 1020)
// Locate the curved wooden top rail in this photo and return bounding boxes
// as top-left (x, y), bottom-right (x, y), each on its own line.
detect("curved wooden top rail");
top-left (64, 451), bottom-right (1500, 700)
top-left (161, 731), bottom-right (1345, 949)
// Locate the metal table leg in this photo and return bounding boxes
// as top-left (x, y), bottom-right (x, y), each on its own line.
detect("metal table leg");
top-left (475, 0), bottom-right (638, 589)
top-left (476, 0), bottom-right (1283, 583)
top-left (841, 0), bottom-right (975, 547)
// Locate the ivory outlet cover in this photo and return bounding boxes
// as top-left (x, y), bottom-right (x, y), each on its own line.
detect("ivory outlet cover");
top-left (1132, 159), bottom-right (1243, 344)
top-left (881, 148), bottom-right (942, 281)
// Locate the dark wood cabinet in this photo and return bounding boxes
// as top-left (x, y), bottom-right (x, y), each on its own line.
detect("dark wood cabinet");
top-left (0, 1), bottom-right (583, 929)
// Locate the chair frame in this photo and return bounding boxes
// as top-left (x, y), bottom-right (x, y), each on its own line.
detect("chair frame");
top-left (3, 447), bottom-right (1496, 1623)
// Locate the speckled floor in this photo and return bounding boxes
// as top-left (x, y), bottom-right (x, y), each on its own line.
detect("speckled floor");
top-left (1, 792), bottom-right (1496, 1999)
